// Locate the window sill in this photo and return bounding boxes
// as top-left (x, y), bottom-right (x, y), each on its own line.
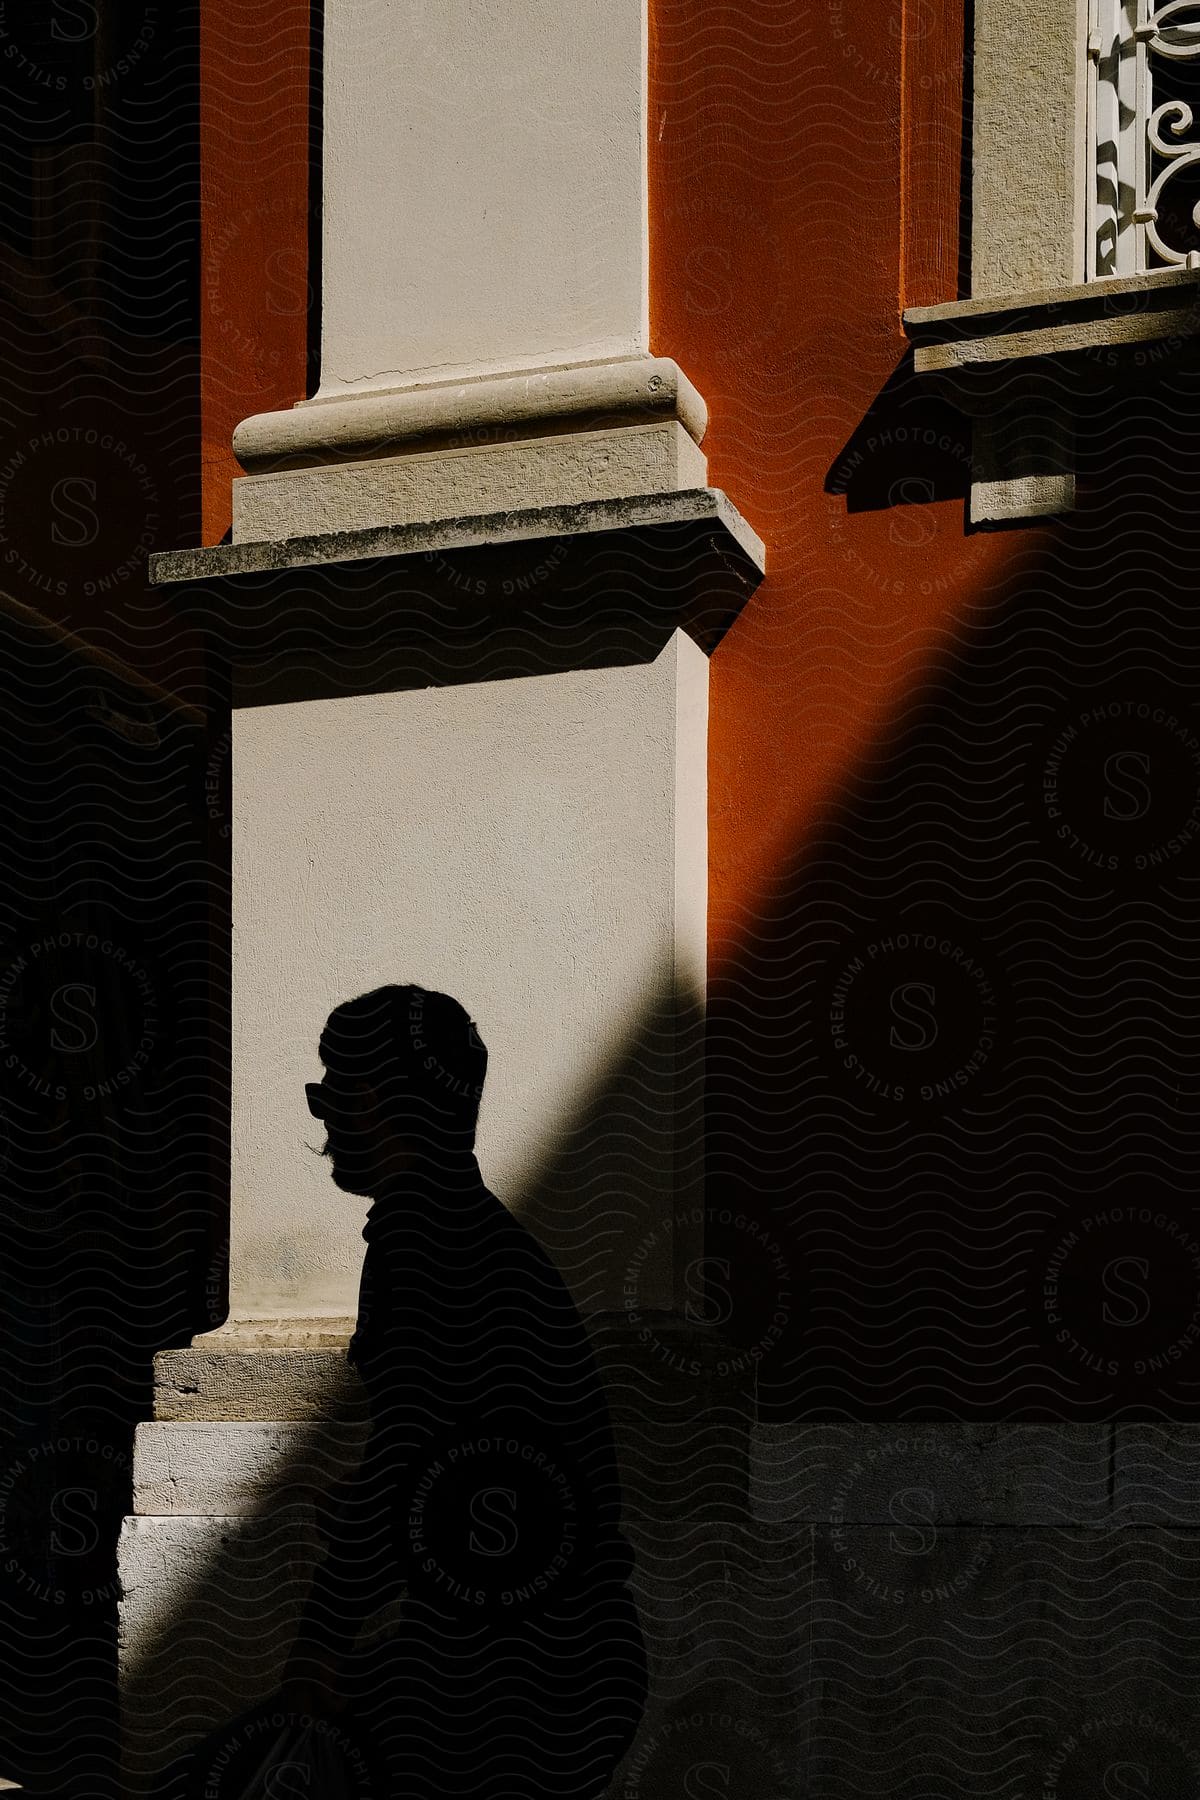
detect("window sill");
top-left (901, 268), bottom-right (1200, 526)
top-left (904, 266), bottom-right (1200, 372)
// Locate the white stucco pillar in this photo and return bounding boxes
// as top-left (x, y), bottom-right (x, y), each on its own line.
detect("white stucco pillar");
top-left (228, 0), bottom-right (711, 546)
top-left (144, 0), bottom-right (766, 1356)
top-left (120, 9), bottom-right (762, 1781)
top-left (319, 0), bottom-right (648, 394)
top-left (229, 631), bottom-right (709, 1327)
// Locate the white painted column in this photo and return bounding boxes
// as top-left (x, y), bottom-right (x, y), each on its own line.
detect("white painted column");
top-left (228, 633), bottom-right (708, 1328)
top-left (210, 0), bottom-right (722, 1333)
top-left (121, 6), bottom-right (763, 1779)
top-left (230, 0), bottom-right (710, 545)
top-left (319, 0), bottom-right (648, 394)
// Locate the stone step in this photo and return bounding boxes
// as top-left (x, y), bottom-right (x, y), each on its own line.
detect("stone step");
top-left (132, 1419), bottom-right (369, 1516)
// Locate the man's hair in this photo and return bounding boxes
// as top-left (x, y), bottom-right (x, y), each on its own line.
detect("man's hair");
top-left (319, 984), bottom-right (488, 1141)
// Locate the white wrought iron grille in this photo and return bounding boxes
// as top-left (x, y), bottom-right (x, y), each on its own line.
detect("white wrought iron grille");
top-left (1088, 0), bottom-right (1200, 277)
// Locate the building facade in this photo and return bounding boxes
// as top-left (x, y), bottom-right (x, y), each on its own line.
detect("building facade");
top-left (4, 0), bottom-right (1200, 1794)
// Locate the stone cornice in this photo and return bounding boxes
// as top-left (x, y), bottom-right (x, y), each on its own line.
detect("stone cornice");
top-left (151, 487), bottom-right (763, 588)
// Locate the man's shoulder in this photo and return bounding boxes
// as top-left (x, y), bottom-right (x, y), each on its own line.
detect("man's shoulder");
top-left (483, 1194), bottom-right (568, 1272)
top-left (480, 1196), bottom-right (587, 1319)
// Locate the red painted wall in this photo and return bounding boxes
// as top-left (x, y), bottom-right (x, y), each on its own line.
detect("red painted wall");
top-left (648, 0), bottom-right (1038, 953)
top-left (199, 2), bottom-right (1024, 930)
top-left (196, 7), bottom-right (1200, 1423)
top-left (200, 0), bottom-right (310, 545)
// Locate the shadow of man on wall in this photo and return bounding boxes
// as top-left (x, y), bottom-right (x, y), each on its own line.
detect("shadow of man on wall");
top-left (240, 983), bottom-right (649, 1798)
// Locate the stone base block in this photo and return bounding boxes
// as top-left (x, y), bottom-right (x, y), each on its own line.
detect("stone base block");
top-left (623, 1521), bottom-right (807, 1800)
top-left (970, 468), bottom-right (1075, 525)
top-left (1114, 1424), bottom-right (1200, 1523)
top-left (803, 1524), bottom-right (1200, 1797)
top-left (149, 1320), bottom-right (752, 1522)
top-left (117, 1412), bottom-right (1200, 1797)
top-left (132, 1419), bottom-right (368, 1516)
top-left (630, 1520), bottom-right (809, 1714)
top-left (153, 1341), bottom-right (365, 1422)
top-left (232, 420), bottom-right (708, 543)
top-left (118, 1512), bottom-right (322, 1795)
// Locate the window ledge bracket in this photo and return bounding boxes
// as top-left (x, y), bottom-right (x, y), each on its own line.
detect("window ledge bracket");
top-left (903, 269), bottom-right (1200, 525)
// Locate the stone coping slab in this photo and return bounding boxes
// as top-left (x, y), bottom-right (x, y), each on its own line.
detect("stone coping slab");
top-left (150, 488), bottom-right (764, 589)
top-left (147, 490), bottom-right (766, 692)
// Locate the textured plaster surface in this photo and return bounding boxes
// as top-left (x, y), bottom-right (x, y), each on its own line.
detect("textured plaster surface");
top-left (229, 632), bottom-right (708, 1323)
top-left (972, 0), bottom-right (1087, 297)
top-left (231, 422), bottom-right (708, 543)
top-left (319, 0), bottom-right (647, 394)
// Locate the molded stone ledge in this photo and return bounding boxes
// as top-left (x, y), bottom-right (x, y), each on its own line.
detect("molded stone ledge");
top-left (151, 488), bottom-right (764, 587)
top-left (149, 489), bottom-right (765, 678)
top-left (233, 356), bottom-right (708, 472)
top-left (905, 271), bottom-right (1200, 523)
top-left (905, 265), bottom-right (1200, 372)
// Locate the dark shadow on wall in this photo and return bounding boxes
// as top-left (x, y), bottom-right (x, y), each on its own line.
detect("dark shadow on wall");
top-left (115, 984), bottom-right (761, 1800)
top-left (20, 330), bottom-right (1200, 1783)
top-left (824, 349), bottom-right (973, 519)
top-left (715, 345), bottom-right (1200, 1423)
top-left (0, 5), bottom-right (208, 1789)
top-left (88, 844), bottom-right (1200, 1800)
top-left (7, 24), bottom-right (1200, 1769)
top-left (0, 599), bottom-right (223, 1798)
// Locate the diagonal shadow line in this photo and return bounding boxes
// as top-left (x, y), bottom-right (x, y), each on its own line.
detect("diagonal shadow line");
top-left (117, 977), bottom-right (761, 1796)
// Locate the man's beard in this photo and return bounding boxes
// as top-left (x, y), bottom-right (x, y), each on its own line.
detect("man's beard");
top-left (323, 1134), bottom-right (375, 1196)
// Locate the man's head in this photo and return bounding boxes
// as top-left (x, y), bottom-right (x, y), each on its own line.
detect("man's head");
top-left (306, 985), bottom-right (487, 1195)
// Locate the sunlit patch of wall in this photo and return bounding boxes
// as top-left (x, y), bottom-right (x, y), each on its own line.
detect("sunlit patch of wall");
top-left (648, 0), bottom-right (1035, 950)
top-left (200, 0), bottom-right (311, 544)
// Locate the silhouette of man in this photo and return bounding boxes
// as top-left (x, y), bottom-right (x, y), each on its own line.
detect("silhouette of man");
top-left (284, 984), bottom-right (647, 1798)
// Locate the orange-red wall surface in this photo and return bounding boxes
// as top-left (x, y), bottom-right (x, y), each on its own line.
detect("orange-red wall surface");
top-left (196, 4), bottom-right (1200, 1426)
top-left (200, 0), bottom-right (310, 546)
top-left (647, 0), bottom-right (1035, 946)
top-left (199, 0), bottom-right (1034, 940)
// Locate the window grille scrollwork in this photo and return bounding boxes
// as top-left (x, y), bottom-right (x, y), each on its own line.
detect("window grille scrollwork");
top-left (1088, 0), bottom-right (1200, 277)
